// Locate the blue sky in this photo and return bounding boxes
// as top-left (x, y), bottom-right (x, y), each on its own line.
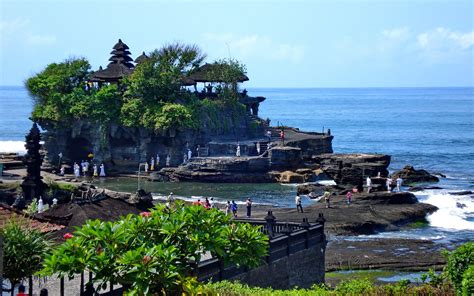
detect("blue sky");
top-left (0, 0), bottom-right (473, 87)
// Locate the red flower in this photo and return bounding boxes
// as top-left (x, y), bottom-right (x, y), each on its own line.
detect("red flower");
top-left (63, 233), bottom-right (74, 240)
top-left (140, 212), bottom-right (151, 217)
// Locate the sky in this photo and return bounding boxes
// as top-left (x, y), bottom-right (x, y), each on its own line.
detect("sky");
top-left (0, 0), bottom-right (473, 87)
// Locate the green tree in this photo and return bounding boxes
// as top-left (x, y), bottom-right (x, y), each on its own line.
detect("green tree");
top-left (443, 242), bottom-right (474, 295)
top-left (40, 202), bottom-right (268, 295)
top-left (1, 219), bottom-right (52, 296)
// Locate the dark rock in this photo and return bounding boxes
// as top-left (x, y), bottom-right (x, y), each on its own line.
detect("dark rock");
top-left (409, 186), bottom-right (443, 192)
top-left (456, 202), bottom-right (467, 209)
top-left (449, 190), bottom-right (473, 196)
top-left (268, 146), bottom-right (302, 169)
top-left (433, 172), bottom-right (447, 178)
top-left (313, 153), bottom-right (391, 187)
top-left (392, 166), bottom-right (439, 184)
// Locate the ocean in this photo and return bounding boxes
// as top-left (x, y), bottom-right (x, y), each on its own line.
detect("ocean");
top-left (1, 86), bottom-right (473, 243)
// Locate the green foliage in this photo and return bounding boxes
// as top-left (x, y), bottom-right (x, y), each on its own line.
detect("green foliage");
top-left (25, 199), bottom-right (38, 215)
top-left (1, 218), bottom-right (52, 288)
top-left (461, 265), bottom-right (474, 296)
top-left (40, 202), bottom-right (268, 295)
top-left (334, 279), bottom-right (375, 295)
top-left (443, 242), bottom-right (474, 295)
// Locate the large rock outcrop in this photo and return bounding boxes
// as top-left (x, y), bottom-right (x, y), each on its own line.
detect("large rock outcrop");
top-left (314, 153), bottom-right (390, 187)
top-left (392, 166), bottom-right (439, 184)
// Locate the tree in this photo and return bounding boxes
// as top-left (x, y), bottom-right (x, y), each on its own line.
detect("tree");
top-left (443, 242), bottom-right (474, 295)
top-left (1, 219), bottom-right (52, 296)
top-left (40, 202), bottom-right (268, 295)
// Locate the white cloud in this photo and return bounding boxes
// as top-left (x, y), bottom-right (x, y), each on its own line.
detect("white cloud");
top-left (0, 18), bottom-right (56, 46)
top-left (417, 27), bottom-right (474, 50)
top-left (203, 33), bottom-right (305, 63)
top-left (382, 27), bottom-right (410, 40)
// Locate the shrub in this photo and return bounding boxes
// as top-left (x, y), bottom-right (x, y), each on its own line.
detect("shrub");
top-left (461, 265), bottom-right (474, 296)
top-left (443, 242), bottom-right (474, 295)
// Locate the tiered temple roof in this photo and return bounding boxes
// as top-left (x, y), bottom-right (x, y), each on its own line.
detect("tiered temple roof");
top-left (91, 39), bottom-right (134, 83)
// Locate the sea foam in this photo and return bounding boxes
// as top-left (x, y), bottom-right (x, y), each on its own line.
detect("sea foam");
top-left (0, 140), bottom-right (26, 155)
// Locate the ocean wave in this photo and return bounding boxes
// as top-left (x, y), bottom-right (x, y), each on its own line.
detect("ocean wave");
top-left (152, 193), bottom-right (275, 206)
top-left (415, 190), bottom-right (474, 231)
top-left (0, 140), bottom-right (26, 155)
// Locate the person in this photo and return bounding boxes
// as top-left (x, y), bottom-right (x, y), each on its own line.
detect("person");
top-left (231, 200), bottom-right (238, 217)
top-left (295, 193), bottom-right (303, 213)
top-left (166, 154), bottom-right (171, 166)
top-left (99, 163), bottom-right (106, 177)
top-left (280, 129), bottom-right (285, 144)
top-left (266, 130), bottom-right (272, 142)
top-left (346, 191), bottom-right (352, 205)
top-left (386, 177), bottom-right (392, 192)
top-left (74, 162), bottom-right (81, 178)
top-left (366, 176), bottom-right (372, 193)
top-left (209, 197), bottom-right (216, 209)
top-left (256, 142), bottom-right (261, 155)
top-left (93, 164), bottom-right (98, 177)
top-left (396, 176), bottom-right (403, 192)
top-left (246, 198), bottom-right (252, 217)
top-left (38, 196), bottom-right (44, 213)
top-left (196, 145), bottom-right (200, 157)
top-left (167, 192), bottom-right (174, 205)
top-left (236, 143), bottom-right (241, 157)
top-left (52, 197), bottom-right (58, 207)
top-left (156, 154), bottom-right (160, 167)
top-left (324, 190), bottom-right (331, 208)
top-left (144, 162), bottom-right (149, 172)
top-left (187, 148), bottom-right (192, 160)
top-left (17, 284), bottom-right (28, 296)
top-left (150, 158), bottom-right (155, 171)
top-left (59, 166), bottom-right (65, 176)
top-left (83, 161), bottom-right (89, 176)
top-left (225, 200), bottom-right (231, 215)
top-left (39, 288), bottom-right (48, 296)
top-left (183, 153), bottom-right (188, 164)
top-left (193, 199), bottom-right (202, 206)
top-left (204, 197), bottom-right (211, 209)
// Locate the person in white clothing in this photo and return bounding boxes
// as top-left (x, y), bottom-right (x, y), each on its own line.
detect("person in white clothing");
top-left (187, 148), bottom-right (192, 160)
top-left (386, 178), bottom-right (392, 192)
top-left (366, 176), bottom-right (372, 193)
top-left (99, 163), bottom-right (106, 177)
top-left (256, 142), bottom-right (261, 155)
top-left (166, 154), bottom-right (171, 166)
top-left (236, 143), bottom-right (241, 157)
top-left (396, 177), bottom-right (403, 192)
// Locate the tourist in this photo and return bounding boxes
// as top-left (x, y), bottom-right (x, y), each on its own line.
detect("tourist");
top-left (295, 193), bottom-right (303, 213)
top-left (166, 154), bottom-right (171, 166)
top-left (156, 154), bottom-right (160, 166)
top-left (280, 129), bottom-right (285, 144)
top-left (225, 200), bottom-right (231, 215)
top-left (266, 130), bottom-right (272, 142)
top-left (99, 163), bottom-right (106, 177)
top-left (17, 284), bottom-right (28, 296)
top-left (246, 198), bottom-right (252, 217)
top-left (236, 143), bottom-right (241, 157)
top-left (183, 153), bottom-right (188, 164)
top-left (83, 161), bottom-right (89, 176)
top-left (150, 157), bottom-right (155, 171)
top-left (59, 165), bottom-right (65, 176)
top-left (187, 148), bottom-right (192, 160)
top-left (324, 190), bottom-right (331, 208)
top-left (93, 164), bottom-right (98, 177)
top-left (167, 192), bottom-right (174, 205)
top-left (346, 191), bottom-right (352, 205)
top-left (386, 178), bottom-right (392, 192)
top-left (256, 142), bottom-right (261, 155)
top-left (204, 197), bottom-right (211, 209)
top-left (74, 162), bottom-right (81, 178)
top-left (209, 197), bottom-right (216, 209)
top-left (196, 145), bottom-right (200, 157)
top-left (38, 196), bottom-right (44, 213)
top-left (144, 161), bottom-right (149, 172)
top-left (52, 197), bottom-right (58, 207)
top-left (396, 176), bottom-right (403, 192)
top-left (193, 199), bottom-right (202, 206)
top-left (231, 200), bottom-right (238, 217)
top-left (366, 176), bottom-right (372, 193)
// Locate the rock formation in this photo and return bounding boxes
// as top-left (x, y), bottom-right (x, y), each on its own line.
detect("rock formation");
top-left (21, 122), bottom-right (45, 201)
top-left (392, 165), bottom-right (439, 184)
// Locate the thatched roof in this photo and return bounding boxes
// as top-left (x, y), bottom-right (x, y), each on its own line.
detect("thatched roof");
top-left (134, 51), bottom-right (149, 64)
top-left (91, 63), bottom-right (133, 81)
top-left (112, 39), bottom-right (129, 50)
top-left (187, 63), bottom-right (249, 83)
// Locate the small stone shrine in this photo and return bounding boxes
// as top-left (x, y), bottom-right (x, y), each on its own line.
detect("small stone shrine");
top-left (21, 122), bottom-right (45, 201)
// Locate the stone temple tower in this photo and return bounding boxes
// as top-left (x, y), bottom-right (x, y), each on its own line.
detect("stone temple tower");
top-left (21, 122), bottom-right (45, 201)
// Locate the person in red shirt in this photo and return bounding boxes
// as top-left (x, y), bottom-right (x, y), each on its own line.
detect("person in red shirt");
top-left (17, 284), bottom-right (28, 296)
top-left (193, 199), bottom-right (202, 206)
top-left (279, 129), bottom-right (285, 144)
